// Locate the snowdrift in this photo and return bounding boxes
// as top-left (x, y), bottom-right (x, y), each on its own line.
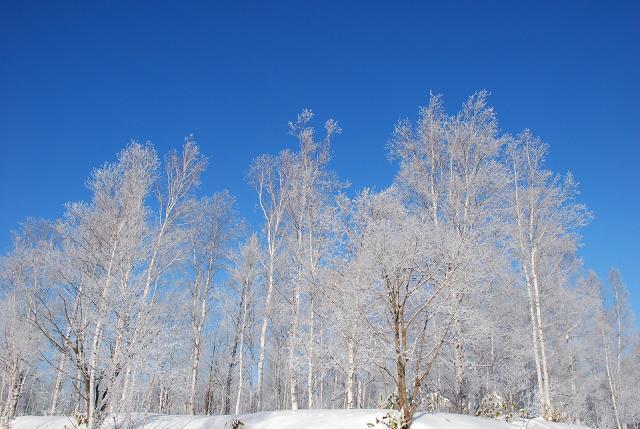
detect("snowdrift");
top-left (11, 410), bottom-right (591, 429)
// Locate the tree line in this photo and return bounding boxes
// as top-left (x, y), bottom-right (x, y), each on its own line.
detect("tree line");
top-left (0, 92), bottom-right (638, 429)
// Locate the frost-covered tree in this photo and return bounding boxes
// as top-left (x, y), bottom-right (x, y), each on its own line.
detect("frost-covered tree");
top-left (346, 188), bottom-right (455, 428)
top-left (506, 131), bottom-right (590, 418)
top-left (224, 235), bottom-right (260, 415)
top-left (390, 92), bottom-right (509, 413)
top-left (247, 152), bottom-right (287, 411)
top-left (186, 190), bottom-right (240, 415)
top-left (0, 220), bottom-right (57, 426)
top-left (280, 109), bottom-right (341, 410)
top-left (1, 91), bottom-right (638, 429)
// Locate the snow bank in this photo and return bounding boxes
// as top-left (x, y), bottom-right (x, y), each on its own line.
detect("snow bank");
top-left (11, 410), bottom-right (591, 429)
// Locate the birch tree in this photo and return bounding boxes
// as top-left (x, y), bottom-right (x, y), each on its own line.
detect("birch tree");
top-left (350, 189), bottom-right (455, 429)
top-left (391, 92), bottom-right (508, 412)
top-left (506, 131), bottom-right (589, 418)
top-left (281, 109), bottom-right (340, 410)
top-left (26, 143), bottom-right (158, 428)
top-left (184, 191), bottom-right (240, 415)
top-left (248, 154), bottom-right (287, 411)
top-left (1, 91), bottom-right (639, 427)
top-left (0, 221), bottom-right (57, 427)
top-left (25, 141), bottom-right (206, 427)
top-left (223, 235), bottom-right (260, 415)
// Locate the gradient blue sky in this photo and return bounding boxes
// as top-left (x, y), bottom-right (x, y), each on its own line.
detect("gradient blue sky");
top-left (1, 1), bottom-right (639, 312)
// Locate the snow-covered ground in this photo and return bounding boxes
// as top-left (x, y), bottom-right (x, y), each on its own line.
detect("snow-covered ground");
top-left (10, 410), bottom-right (591, 429)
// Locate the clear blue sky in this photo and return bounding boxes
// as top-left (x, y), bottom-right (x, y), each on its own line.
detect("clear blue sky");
top-left (1, 1), bottom-right (638, 312)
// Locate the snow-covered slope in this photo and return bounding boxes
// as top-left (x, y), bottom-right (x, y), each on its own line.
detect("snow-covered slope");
top-left (11, 410), bottom-right (590, 429)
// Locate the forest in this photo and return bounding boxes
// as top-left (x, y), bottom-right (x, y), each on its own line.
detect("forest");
top-left (0, 92), bottom-right (638, 429)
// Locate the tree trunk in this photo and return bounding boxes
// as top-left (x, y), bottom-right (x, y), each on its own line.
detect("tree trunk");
top-left (0, 372), bottom-right (6, 410)
top-left (452, 316), bottom-right (466, 413)
top-left (288, 277), bottom-right (301, 410)
top-left (187, 324), bottom-right (201, 414)
top-left (118, 366), bottom-right (131, 412)
top-left (613, 285), bottom-right (627, 429)
top-left (531, 250), bottom-right (552, 414)
top-left (525, 275), bottom-right (546, 415)
top-left (87, 228), bottom-right (122, 428)
top-left (188, 259), bottom-right (212, 415)
top-left (204, 360), bottom-right (216, 415)
top-left (235, 281), bottom-right (249, 414)
top-left (87, 319), bottom-right (104, 429)
top-left (307, 297), bottom-right (315, 409)
top-left (143, 375), bottom-right (154, 413)
top-left (255, 258), bottom-right (275, 411)
top-left (224, 312), bottom-right (242, 414)
top-left (0, 366), bottom-right (25, 429)
top-left (393, 307), bottom-right (412, 429)
top-left (346, 337), bottom-right (355, 409)
top-left (601, 325), bottom-right (623, 429)
top-left (74, 368), bottom-right (83, 414)
top-left (235, 333), bottom-right (246, 415)
top-left (121, 367), bottom-right (136, 412)
top-left (49, 351), bottom-right (66, 415)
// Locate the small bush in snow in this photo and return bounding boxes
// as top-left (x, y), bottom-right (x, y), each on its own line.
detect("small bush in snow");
top-left (475, 392), bottom-right (517, 422)
top-left (72, 411), bottom-right (88, 427)
top-left (367, 411), bottom-right (402, 429)
top-left (226, 418), bottom-right (245, 429)
top-left (543, 404), bottom-right (567, 422)
top-left (519, 407), bottom-right (532, 419)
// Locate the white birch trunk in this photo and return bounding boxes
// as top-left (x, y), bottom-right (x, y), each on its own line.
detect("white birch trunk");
top-left (187, 319), bottom-right (203, 414)
top-left (235, 327), bottom-right (246, 414)
top-left (530, 248), bottom-right (552, 410)
top-left (0, 364), bottom-right (24, 428)
top-left (49, 351), bottom-right (66, 415)
top-left (256, 259), bottom-right (274, 411)
top-left (346, 337), bottom-right (355, 409)
top-left (306, 297), bottom-right (315, 409)
top-left (525, 273), bottom-right (546, 413)
top-left (288, 278), bottom-right (301, 410)
top-left (235, 281), bottom-right (249, 415)
top-left (601, 324), bottom-right (623, 429)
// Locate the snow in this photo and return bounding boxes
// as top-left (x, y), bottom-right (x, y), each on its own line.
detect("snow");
top-left (10, 410), bottom-right (591, 429)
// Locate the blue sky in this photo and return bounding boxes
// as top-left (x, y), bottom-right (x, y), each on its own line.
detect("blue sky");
top-left (1, 1), bottom-right (639, 312)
